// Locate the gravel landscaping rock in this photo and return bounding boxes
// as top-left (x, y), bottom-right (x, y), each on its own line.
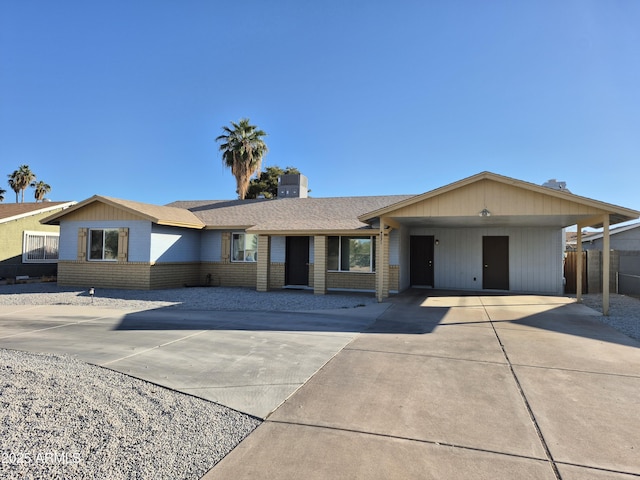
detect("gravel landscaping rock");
top-left (0, 283), bottom-right (377, 312)
top-left (0, 349), bottom-right (260, 480)
top-left (578, 293), bottom-right (640, 342)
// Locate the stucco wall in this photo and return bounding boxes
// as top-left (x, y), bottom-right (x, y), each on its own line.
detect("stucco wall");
top-left (59, 220), bottom-right (151, 262)
top-left (151, 225), bottom-right (201, 263)
top-left (0, 209), bottom-right (63, 279)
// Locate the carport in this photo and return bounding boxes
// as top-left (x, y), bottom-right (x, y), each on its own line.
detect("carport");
top-left (361, 172), bottom-right (640, 314)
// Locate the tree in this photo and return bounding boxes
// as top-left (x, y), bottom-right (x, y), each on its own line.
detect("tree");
top-left (0, 187), bottom-right (5, 202)
top-left (245, 166), bottom-right (303, 199)
top-left (31, 180), bottom-right (51, 202)
top-left (7, 165), bottom-right (36, 203)
top-left (216, 119), bottom-right (268, 200)
top-left (7, 171), bottom-right (21, 203)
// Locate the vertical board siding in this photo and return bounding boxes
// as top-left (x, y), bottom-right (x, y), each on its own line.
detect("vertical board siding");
top-left (408, 226), bottom-right (563, 294)
top-left (59, 221), bottom-right (151, 262)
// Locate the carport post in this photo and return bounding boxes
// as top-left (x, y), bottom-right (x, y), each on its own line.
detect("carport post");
top-left (576, 227), bottom-right (583, 303)
top-left (602, 215), bottom-right (610, 316)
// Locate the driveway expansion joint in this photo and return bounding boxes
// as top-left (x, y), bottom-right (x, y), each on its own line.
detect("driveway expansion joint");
top-left (481, 299), bottom-right (562, 480)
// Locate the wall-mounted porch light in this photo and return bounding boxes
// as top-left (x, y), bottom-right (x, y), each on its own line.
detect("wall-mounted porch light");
top-left (479, 208), bottom-right (491, 217)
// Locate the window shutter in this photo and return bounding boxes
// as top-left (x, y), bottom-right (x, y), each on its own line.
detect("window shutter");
top-left (118, 228), bottom-right (129, 262)
top-left (77, 228), bottom-right (88, 261)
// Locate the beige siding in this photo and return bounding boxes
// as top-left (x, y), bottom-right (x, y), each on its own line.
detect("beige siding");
top-left (392, 179), bottom-right (608, 218)
top-left (58, 202), bottom-right (144, 222)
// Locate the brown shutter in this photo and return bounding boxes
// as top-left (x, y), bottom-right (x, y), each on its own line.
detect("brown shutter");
top-left (118, 228), bottom-right (129, 262)
top-left (77, 228), bottom-right (88, 261)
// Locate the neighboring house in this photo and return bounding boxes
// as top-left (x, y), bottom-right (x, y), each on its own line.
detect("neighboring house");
top-left (0, 202), bottom-right (75, 280)
top-left (42, 172), bottom-right (639, 300)
top-left (580, 221), bottom-right (640, 251)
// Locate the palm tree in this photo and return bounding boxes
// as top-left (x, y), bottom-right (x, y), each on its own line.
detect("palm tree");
top-left (7, 171), bottom-right (21, 203)
top-left (0, 187), bottom-right (5, 202)
top-left (216, 119), bottom-right (268, 200)
top-left (8, 165), bottom-right (36, 203)
top-left (31, 180), bottom-right (51, 202)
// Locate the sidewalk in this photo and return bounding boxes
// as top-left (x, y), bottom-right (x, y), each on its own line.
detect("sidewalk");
top-left (204, 291), bottom-right (640, 479)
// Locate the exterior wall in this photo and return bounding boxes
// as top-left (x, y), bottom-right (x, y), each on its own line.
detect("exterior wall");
top-left (59, 220), bottom-right (151, 262)
top-left (200, 262), bottom-right (257, 287)
top-left (0, 209), bottom-right (63, 279)
top-left (269, 263), bottom-right (285, 288)
top-left (327, 272), bottom-right (376, 291)
top-left (151, 225), bottom-right (201, 263)
top-left (582, 227), bottom-right (640, 251)
top-left (201, 230), bottom-right (223, 262)
top-left (150, 262), bottom-right (202, 289)
top-left (408, 226), bottom-right (564, 294)
top-left (57, 260), bottom-right (151, 289)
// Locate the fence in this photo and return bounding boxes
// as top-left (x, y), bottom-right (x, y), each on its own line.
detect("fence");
top-left (564, 251), bottom-right (587, 294)
top-left (565, 250), bottom-right (640, 296)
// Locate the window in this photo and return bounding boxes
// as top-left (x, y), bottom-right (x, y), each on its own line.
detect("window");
top-left (89, 229), bottom-right (119, 261)
top-left (23, 231), bottom-right (59, 263)
top-left (328, 236), bottom-right (375, 272)
top-left (231, 233), bottom-right (258, 262)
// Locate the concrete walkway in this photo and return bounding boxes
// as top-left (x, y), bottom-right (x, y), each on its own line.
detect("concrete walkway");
top-left (204, 290), bottom-right (640, 480)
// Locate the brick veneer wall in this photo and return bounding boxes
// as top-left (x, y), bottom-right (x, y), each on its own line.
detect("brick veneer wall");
top-left (57, 261), bottom-right (151, 289)
top-left (150, 263), bottom-right (201, 289)
top-left (200, 262), bottom-right (257, 287)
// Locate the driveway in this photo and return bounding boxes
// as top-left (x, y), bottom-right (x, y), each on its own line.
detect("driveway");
top-left (206, 289), bottom-right (640, 480)
top-left (1, 290), bottom-right (639, 479)
top-left (0, 302), bottom-right (389, 418)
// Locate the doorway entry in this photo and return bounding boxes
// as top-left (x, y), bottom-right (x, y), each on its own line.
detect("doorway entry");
top-left (482, 236), bottom-right (509, 290)
top-left (286, 236), bottom-right (309, 286)
top-left (410, 235), bottom-right (434, 287)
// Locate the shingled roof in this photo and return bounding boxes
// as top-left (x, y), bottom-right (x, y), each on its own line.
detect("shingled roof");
top-left (168, 195), bottom-right (414, 233)
top-left (43, 195), bottom-right (205, 228)
top-left (0, 202), bottom-right (75, 224)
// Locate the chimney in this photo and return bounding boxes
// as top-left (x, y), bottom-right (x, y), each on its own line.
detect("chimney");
top-left (542, 179), bottom-right (570, 193)
top-left (277, 174), bottom-right (308, 198)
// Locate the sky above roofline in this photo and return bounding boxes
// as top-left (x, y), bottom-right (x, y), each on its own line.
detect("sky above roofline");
top-left (1, 1), bottom-right (638, 215)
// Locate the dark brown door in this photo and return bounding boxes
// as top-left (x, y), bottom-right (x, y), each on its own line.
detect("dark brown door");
top-left (410, 236), bottom-right (434, 287)
top-left (286, 236), bottom-right (309, 286)
top-left (483, 236), bottom-right (509, 290)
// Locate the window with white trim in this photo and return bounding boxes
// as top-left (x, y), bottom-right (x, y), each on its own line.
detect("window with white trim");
top-left (22, 231), bottom-right (59, 263)
top-left (89, 228), bottom-right (119, 261)
top-left (231, 233), bottom-right (258, 262)
top-left (328, 236), bottom-right (375, 272)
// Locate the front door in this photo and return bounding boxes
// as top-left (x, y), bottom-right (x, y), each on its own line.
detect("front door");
top-left (483, 236), bottom-right (509, 290)
top-left (410, 235), bottom-right (434, 287)
top-left (286, 236), bottom-right (309, 286)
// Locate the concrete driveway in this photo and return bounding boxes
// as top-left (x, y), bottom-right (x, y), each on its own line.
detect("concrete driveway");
top-left (1, 290), bottom-right (639, 479)
top-left (206, 290), bottom-right (640, 480)
top-left (0, 302), bottom-right (388, 418)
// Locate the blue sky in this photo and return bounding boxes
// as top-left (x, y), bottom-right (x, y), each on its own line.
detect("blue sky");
top-left (1, 1), bottom-right (639, 214)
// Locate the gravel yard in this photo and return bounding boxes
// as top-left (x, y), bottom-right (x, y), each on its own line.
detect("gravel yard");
top-left (0, 282), bottom-right (377, 312)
